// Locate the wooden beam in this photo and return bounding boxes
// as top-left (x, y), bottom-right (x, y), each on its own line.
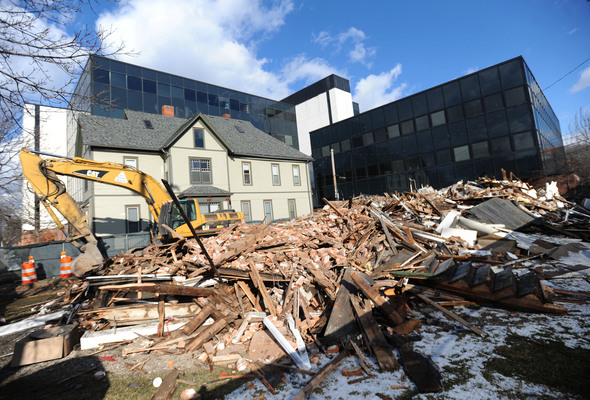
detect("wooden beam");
top-left (249, 260), bottom-right (277, 316)
top-left (415, 293), bottom-right (486, 338)
top-left (351, 271), bottom-right (403, 326)
top-left (293, 349), bottom-right (349, 400)
top-left (151, 368), bottom-right (180, 400)
top-left (98, 283), bottom-right (215, 297)
top-left (350, 296), bottom-right (399, 371)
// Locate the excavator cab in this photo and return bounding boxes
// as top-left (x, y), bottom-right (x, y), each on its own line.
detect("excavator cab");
top-left (158, 199), bottom-right (243, 239)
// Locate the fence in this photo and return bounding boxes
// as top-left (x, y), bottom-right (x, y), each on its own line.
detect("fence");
top-left (0, 232), bottom-right (152, 280)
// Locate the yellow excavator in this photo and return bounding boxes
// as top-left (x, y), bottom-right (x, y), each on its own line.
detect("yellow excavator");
top-left (20, 148), bottom-right (244, 276)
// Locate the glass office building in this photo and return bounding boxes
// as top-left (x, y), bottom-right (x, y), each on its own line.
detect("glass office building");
top-left (310, 56), bottom-right (564, 202)
top-left (71, 55), bottom-right (299, 147)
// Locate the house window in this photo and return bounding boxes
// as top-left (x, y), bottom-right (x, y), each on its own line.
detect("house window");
top-left (241, 201), bottom-right (252, 222)
top-left (124, 157), bottom-right (138, 168)
top-left (190, 158), bottom-right (211, 183)
top-left (126, 205), bottom-right (140, 233)
top-left (263, 200), bottom-right (273, 222)
top-left (288, 199), bottom-right (296, 219)
top-left (271, 164), bottom-right (280, 185)
top-left (194, 128), bottom-right (204, 148)
top-left (243, 162), bottom-right (252, 185)
top-left (292, 165), bottom-right (300, 186)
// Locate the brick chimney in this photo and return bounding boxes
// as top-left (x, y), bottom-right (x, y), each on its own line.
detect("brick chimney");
top-left (162, 105), bottom-right (174, 117)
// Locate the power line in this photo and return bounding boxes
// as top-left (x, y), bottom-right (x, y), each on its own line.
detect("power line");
top-left (543, 56), bottom-right (590, 91)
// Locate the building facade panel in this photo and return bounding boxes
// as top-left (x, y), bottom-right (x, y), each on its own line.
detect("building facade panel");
top-left (310, 57), bottom-right (562, 205)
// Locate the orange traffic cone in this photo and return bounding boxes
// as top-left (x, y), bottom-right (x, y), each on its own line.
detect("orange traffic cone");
top-left (60, 251), bottom-right (73, 278)
top-left (21, 255), bottom-right (37, 285)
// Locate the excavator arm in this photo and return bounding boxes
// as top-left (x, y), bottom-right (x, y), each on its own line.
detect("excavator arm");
top-left (20, 148), bottom-right (244, 276)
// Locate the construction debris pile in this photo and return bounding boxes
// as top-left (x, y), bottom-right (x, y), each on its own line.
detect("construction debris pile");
top-left (5, 176), bottom-right (590, 398)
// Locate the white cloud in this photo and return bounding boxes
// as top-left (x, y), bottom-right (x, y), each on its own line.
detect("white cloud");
top-left (353, 64), bottom-right (406, 112)
top-left (569, 66), bottom-right (590, 93)
top-left (567, 28), bottom-right (578, 35)
top-left (313, 27), bottom-right (376, 67)
top-left (464, 67), bottom-right (479, 75)
top-left (97, 0), bottom-right (297, 99)
top-left (280, 55), bottom-right (345, 88)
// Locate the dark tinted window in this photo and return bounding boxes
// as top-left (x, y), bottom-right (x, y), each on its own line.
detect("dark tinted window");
top-left (371, 109), bottom-right (385, 129)
top-left (417, 130), bottom-right (433, 152)
top-left (478, 67), bottom-right (501, 95)
top-left (402, 135), bottom-right (418, 156)
top-left (208, 93), bottom-right (218, 106)
top-left (446, 105), bottom-right (464, 123)
top-left (398, 99), bottom-right (413, 120)
top-left (197, 91), bottom-right (207, 103)
top-left (491, 136), bottom-right (511, 154)
top-left (128, 76), bottom-right (142, 91)
top-left (443, 82), bottom-right (462, 106)
top-left (421, 152), bottom-right (436, 167)
top-left (504, 86), bottom-right (526, 108)
top-left (449, 121), bottom-right (468, 146)
top-left (415, 115), bottom-right (430, 132)
top-left (158, 83), bottom-right (170, 97)
top-left (464, 99), bottom-right (483, 118)
top-left (93, 68), bottom-right (109, 84)
top-left (460, 75), bottom-right (480, 101)
top-left (499, 59), bottom-right (524, 89)
top-left (401, 120), bottom-right (414, 135)
top-left (467, 116), bottom-right (488, 141)
top-left (471, 141), bottom-right (490, 159)
top-left (513, 131), bottom-right (535, 150)
top-left (436, 149), bottom-right (452, 165)
top-left (352, 135), bottom-right (363, 148)
top-left (384, 103), bottom-right (399, 125)
top-left (412, 93), bottom-right (428, 116)
top-left (431, 110), bottom-right (446, 127)
top-left (507, 104), bottom-right (532, 133)
top-left (427, 88), bottom-right (444, 111)
top-left (111, 72), bottom-right (126, 88)
top-left (184, 88), bottom-right (196, 102)
top-left (486, 110), bottom-right (509, 137)
top-left (128, 90), bottom-right (142, 111)
top-left (432, 125), bottom-right (450, 150)
top-left (387, 124), bottom-right (400, 138)
top-left (143, 79), bottom-right (157, 94)
top-left (484, 93), bottom-right (504, 113)
top-left (374, 128), bottom-right (387, 143)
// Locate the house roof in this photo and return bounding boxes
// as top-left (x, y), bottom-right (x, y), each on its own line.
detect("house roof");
top-left (78, 110), bottom-right (312, 162)
top-left (78, 110), bottom-right (186, 151)
top-left (166, 113), bottom-right (312, 162)
top-left (179, 185), bottom-right (232, 198)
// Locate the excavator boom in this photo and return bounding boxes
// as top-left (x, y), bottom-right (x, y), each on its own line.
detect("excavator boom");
top-left (19, 148), bottom-right (244, 276)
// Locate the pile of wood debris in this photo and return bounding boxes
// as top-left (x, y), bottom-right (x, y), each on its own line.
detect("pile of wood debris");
top-left (7, 176), bottom-right (590, 398)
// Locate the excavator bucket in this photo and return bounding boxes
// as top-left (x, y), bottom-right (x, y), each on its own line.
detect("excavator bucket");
top-left (70, 242), bottom-right (104, 277)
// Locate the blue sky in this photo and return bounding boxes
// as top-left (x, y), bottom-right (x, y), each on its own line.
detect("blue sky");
top-left (70, 0), bottom-right (590, 137)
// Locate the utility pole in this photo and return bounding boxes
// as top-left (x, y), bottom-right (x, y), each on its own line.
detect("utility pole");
top-left (330, 148), bottom-right (339, 200)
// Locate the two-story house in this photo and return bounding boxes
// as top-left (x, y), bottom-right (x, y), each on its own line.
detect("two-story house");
top-left (75, 109), bottom-right (313, 235)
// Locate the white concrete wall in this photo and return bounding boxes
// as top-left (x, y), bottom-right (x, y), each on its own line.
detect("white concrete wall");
top-left (21, 104), bottom-right (70, 232)
top-left (294, 88), bottom-right (354, 156)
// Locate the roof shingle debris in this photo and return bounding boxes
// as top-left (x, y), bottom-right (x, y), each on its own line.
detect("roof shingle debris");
top-left (7, 176), bottom-right (590, 397)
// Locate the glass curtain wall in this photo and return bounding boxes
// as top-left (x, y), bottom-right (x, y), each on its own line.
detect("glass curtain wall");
top-left (71, 55), bottom-right (299, 148)
top-left (311, 57), bottom-right (563, 203)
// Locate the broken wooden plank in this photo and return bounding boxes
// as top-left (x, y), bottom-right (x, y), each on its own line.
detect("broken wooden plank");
top-left (293, 348), bottom-right (349, 400)
top-left (181, 304), bottom-right (215, 336)
top-left (350, 295), bottom-right (399, 371)
top-left (351, 271), bottom-right (403, 326)
top-left (98, 283), bottom-right (215, 297)
top-left (151, 368), bottom-right (180, 400)
top-left (415, 293), bottom-right (486, 337)
top-left (249, 260), bottom-right (277, 316)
